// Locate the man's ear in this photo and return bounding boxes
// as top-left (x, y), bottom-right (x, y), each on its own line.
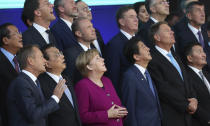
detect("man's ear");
top-left (2, 37), bottom-right (9, 45)
top-left (187, 55), bottom-right (193, 63)
top-left (133, 54), bottom-right (140, 61)
top-left (154, 34), bottom-right (160, 42)
top-left (75, 31), bottom-right (82, 38)
top-left (119, 18), bottom-right (125, 27)
top-left (34, 9), bottom-right (41, 17)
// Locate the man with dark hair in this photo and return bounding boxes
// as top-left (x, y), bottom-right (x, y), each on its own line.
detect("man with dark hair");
top-left (38, 44), bottom-right (82, 126)
top-left (184, 43), bottom-right (210, 126)
top-left (148, 21), bottom-right (197, 126)
top-left (137, 0), bottom-right (169, 48)
top-left (105, 6), bottom-right (138, 97)
top-left (22, 0), bottom-right (57, 48)
top-left (76, 0), bottom-right (105, 57)
top-left (175, 1), bottom-right (210, 71)
top-left (0, 23), bottom-right (22, 126)
top-left (63, 17), bottom-right (96, 84)
top-left (7, 45), bottom-right (66, 126)
top-left (51, 0), bottom-right (78, 51)
top-left (122, 37), bottom-right (162, 126)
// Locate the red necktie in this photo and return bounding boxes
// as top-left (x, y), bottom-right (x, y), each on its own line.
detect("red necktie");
top-left (13, 56), bottom-right (20, 73)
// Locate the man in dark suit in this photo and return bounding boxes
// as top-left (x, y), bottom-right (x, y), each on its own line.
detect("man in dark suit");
top-left (0, 23), bottom-right (22, 126)
top-left (7, 45), bottom-right (66, 126)
top-left (137, 0), bottom-right (169, 48)
top-left (122, 37), bottom-right (162, 126)
top-left (175, 2), bottom-right (210, 71)
top-left (105, 6), bottom-right (138, 97)
top-left (51, 0), bottom-right (78, 51)
top-left (76, 0), bottom-right (105, 57)
top-left (63, 17), bottom-right (97, 84)
top-left (39, 44), bottom-right (82, 126)
top-left (22, 0), bottom-right (57, 48)
top-left (147, 21), bottom-right (197, 126)
top-left (184, 43), bottom-right (210, 126)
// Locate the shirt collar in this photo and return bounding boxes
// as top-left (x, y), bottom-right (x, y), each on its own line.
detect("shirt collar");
top-left (22, 70), bottom-right (37, 82)
top-left (188, 65), bottom-right (202, 78)
top-left (0, 47), bottom-right (15, 63)
top-left (155, 45), bottom-right (170, 55)
top-left (60, 18), bottom-right (72, 30)
top-left (78, 42), bottom-right (90, 51)
top-left (33, 23), bottom-right (48, 34)
top-left (120, 29), bottom-right (133, 40)
top-left (188, 23), bottom-right (201, 35)
top-left (134, 64), bottom-right (146, 75)
top-left (150, 16), bottom-right (159, 23)
top-left (46, 72), bottom-right (62, 83)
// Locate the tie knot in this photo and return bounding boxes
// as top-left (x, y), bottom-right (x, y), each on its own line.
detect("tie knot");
top-left (145, 70), bottom-right (149, 75)
top-left (13, 56), bottom-right (18, 63)
top-left (167, 52), bottom-right (173, 58)
top-left (45, 29), bottom-right (50, 34)
top-left (199, 70), bottom-right (204, 76)
top-left (197, 31), bottom-right (202, 35)
top-left (35, 79), bottom-right (40, 87)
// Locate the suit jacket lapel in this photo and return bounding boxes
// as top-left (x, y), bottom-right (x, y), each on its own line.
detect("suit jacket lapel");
top-left (31, 26), bottom-right (48, 46)
top-left (0, 51), bottom-right (18, 76)
top-left (131, 65), bottom-right (156, 99)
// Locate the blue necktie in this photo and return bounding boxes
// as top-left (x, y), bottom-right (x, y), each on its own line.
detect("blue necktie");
top-left (197, 31), bottom-right (205, 48)
top-left (60, 77), bottom-right (74, 108)
top-left (167, 52), bottom-right (183, 80)
top-left (35, 79), bottom-right (45, 102)
top-left (145, 70), bottom-right (156, 96)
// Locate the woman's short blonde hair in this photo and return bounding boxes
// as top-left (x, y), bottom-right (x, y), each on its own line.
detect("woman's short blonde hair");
top-left (76, 49), bottom-right (99, 77)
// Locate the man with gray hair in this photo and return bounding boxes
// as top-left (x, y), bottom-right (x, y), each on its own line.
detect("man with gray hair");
top-left (137, 0), bottom-right (169, 48)
top-left (51, 0), bottom-right (78, 51)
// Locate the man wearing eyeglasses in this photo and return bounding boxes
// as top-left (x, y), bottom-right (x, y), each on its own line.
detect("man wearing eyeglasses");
top-left (137, 0), bottom-right (170, 48)
top-left (38, 44), bottom-right (82, 126)
top-left (76, 0), bottom-right (105, 57)
top-left (51, 0), bottom-right (79, 51)
top-left (0, 23), bottom-right (22, 126)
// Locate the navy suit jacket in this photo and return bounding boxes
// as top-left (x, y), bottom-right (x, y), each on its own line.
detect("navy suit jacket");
top-left (0, 51), bottom-right (18, 126)
top-left (22, 26), bottom-right (57, 48)
top-left (148, 48), bottom-right (196, 126)
top-left (7, 72), bottom-right (59, 126)
top-left (186, 67), bottom-right (210, 126)
top-left (175, 23), bottom-right (210, 71)
top-left (137, 18), bottom-right (155, 48)
top-left (51, 18), bottom-right (77, 51)
top-left (38, 73), bottom-right (82, 126)
top-left (122, 65), bottom-right (162, 126)
top-left (63, 44), bottom-right (84, 85)
top-left (105, 32), bottom-right (131, 97)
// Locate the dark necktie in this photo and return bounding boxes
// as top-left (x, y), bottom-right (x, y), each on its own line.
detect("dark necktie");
top-left (90, 43), bottom-right (96, 49)
top-left (45, 29), bottom-right (54, 44)
top-left (13, 56), bottom-right (20, 73)
top-left (35, 79), bottom-right (45, 102)
top-left (197, 31), bottom-right (205, 48)
top-left (145, 70), bottom-right (156, 96)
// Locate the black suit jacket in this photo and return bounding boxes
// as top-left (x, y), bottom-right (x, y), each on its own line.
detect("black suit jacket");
top-left (0, 51), bottom-right (18, 126)
top-left (7, 72), bottom-right (59, 126)
top-left (51, 18), bottom-right (78, 51)
top-left (186, 67), bottom-right (210, 126)
top-left (38, 73), bottom-right (82, 126)
top-left (175, 23), bottom-right (210, 71)
top-left (137, 18), bottom-right (155, 48)
top-left (23, 26), bottom-right (57, 48)
top-left (63, 44), bottom-right (84, 85)
top-left (95, 29), bottom-right (105, 57)
top-left (105, 32), bottom-right (131, 97)
top-left (147, 48), bottom-right (196, 126)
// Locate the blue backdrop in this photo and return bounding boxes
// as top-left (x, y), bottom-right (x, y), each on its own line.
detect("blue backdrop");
top-left (0, 5), bottom-right (122, 44)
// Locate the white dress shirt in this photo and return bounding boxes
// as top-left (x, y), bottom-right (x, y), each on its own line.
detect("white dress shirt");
top-left (78, 42), bottom-right (91, 51)
top-left (93, 40), bottom-right (102, 55)
top-left (33, 23), bottom-right (50, 44)
top-left (120, 29), bottom-right (134, 40)
top-left (155, 46), bottom-right (171, 62)
top-left (134, 64), bottom-right (146, 79)
top-left (60, 18), bottom-right (73, 30)
top-left (150, 16), bottom-right (159, 23)
top-left (188, 23), bottom-right (202, 42)
top-left (22, 70), bottom-right (59, 103)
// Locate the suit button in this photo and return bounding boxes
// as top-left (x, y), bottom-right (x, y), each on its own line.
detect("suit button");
top-left (107, 94), bottom-right (110, 96)
top-left (116, 119), bottom-right (120, 122)
top-left (111, 101), bottom-right (114, 105)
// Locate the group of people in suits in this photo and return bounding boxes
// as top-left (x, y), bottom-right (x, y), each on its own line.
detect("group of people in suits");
top-left (1, 0), bottom-right (210, 126)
